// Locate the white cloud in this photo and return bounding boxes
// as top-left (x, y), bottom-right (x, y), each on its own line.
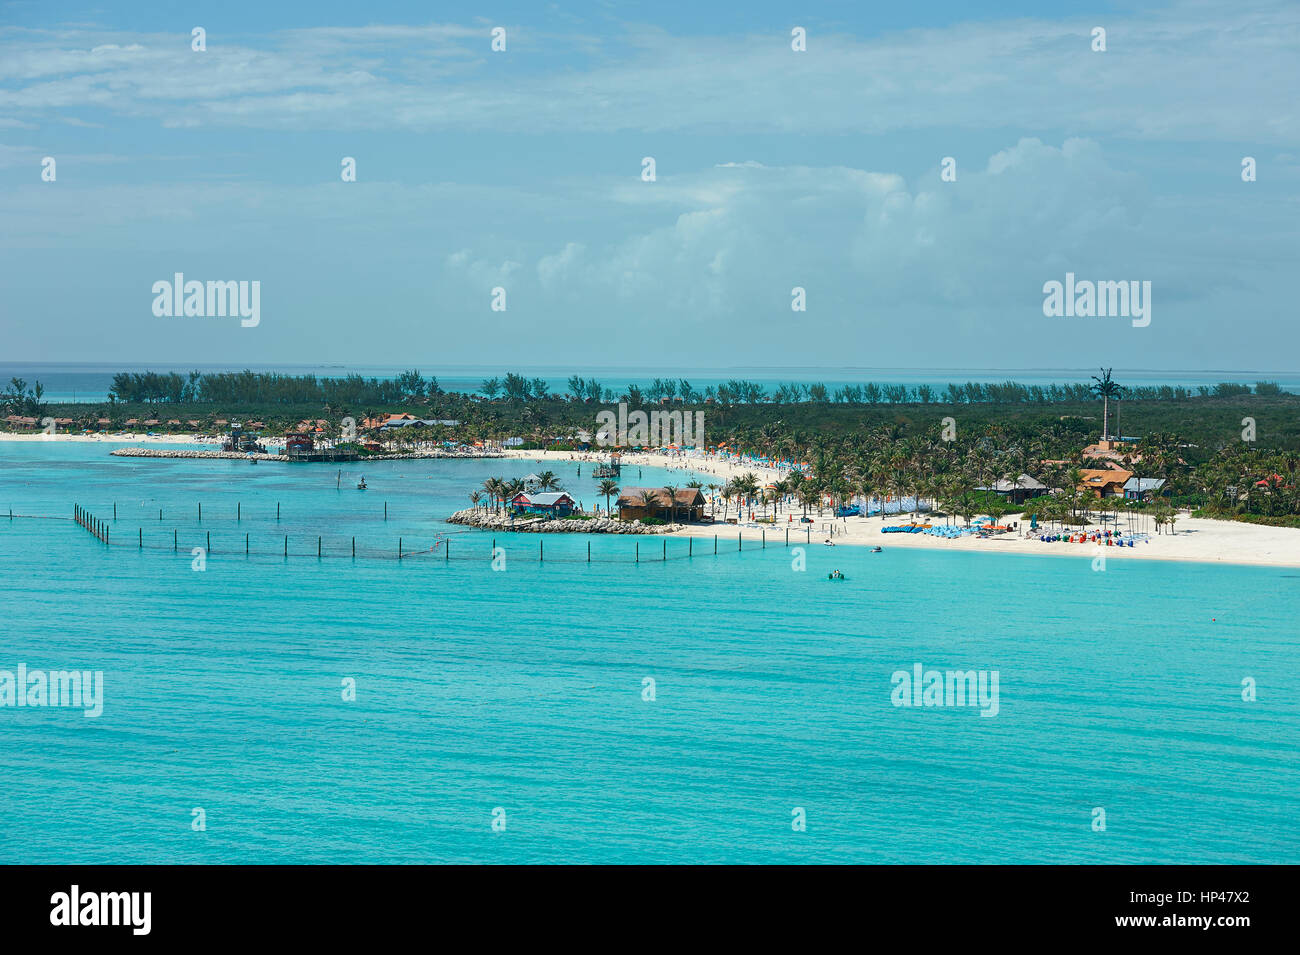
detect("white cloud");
top-left (0, 2), bottom-right (1295, 140)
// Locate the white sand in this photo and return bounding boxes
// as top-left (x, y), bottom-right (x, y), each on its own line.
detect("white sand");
top-left (505, 449), bottom-right (1300, 569)
top-left (666, 509), bottom-right (1300, 569)
top-left (500, 447), bottom-right (784, 485)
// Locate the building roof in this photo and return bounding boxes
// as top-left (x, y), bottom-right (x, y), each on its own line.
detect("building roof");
top-left (979, 473), bottom-right (1047, 492)
top-left (1123, 477), bottom-right (1166, 492)
top-left (1078, 468), bottom-right (1133, 487)
top-left (380, 418), bottom-right (460, 428)
top-left (617, 487), bottom-right (706, 507)
top-left (512, 491), bottom-right (574, 506)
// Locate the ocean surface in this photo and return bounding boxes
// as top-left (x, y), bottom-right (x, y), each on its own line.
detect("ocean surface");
top-left (1, 442), bottom-right (1297, 863)
top-left (5, 362), bottom-right (1299, 402)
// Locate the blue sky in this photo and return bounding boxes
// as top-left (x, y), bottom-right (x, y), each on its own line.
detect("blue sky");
top-left (1, 0), bottom-right (1297, 369)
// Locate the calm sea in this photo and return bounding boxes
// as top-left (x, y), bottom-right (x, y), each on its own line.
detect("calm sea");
top-left (5, 362), bottom-right (1299, 402)
top-left (1, 442), bottom-right (1297, 863)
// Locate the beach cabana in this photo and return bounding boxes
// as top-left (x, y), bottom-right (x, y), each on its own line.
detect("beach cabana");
top-left (616, 487), bottom-right (705, 523)
top-left (510, 491), bottom-right (576, 517)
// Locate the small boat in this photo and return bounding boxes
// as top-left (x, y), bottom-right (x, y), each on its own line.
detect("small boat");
top-left (357, 477), bottom-right (368, 490)
top-left (870, 546), bottom-right (882, 553)
top-left (828, 571), bottom-right (846, 580)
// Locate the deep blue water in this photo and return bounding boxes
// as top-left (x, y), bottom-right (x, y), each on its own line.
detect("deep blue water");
top-left (1, 442), bottom-right (1297, 863)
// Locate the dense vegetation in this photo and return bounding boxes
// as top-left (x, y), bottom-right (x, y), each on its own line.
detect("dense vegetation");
top-left (8, 368), bottom-right (1300, 526)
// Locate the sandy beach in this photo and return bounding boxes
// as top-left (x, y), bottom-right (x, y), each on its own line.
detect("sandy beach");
top-left (500, 447), bottom-right (785, 486)
top-left (665, 510), bottom-right (1300, 569)
top-left (504, 448), bottom-right (1300, 569)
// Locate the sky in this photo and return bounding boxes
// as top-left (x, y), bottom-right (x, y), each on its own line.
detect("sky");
top-left (1, 0), bottom-right (1297, 370)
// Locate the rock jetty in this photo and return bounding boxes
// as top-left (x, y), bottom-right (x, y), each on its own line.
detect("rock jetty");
top-left (111, 448), bottom-right (287, 461)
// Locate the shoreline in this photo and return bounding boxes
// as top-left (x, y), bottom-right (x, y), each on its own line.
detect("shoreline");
top-left (498, 447), bottom-right (785, 486)
top-left (663, 514), bottom-right (1300, 569)
top-left (502, 449), bottom-right (1300, 570)
top-left (8, 434), bottom-right (1299, 569)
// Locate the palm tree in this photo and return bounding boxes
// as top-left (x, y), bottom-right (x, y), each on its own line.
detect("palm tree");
top-left (662, 484), bottom-right (680, 524)
top-left (481, 477), bottom-right (504, 511)
top-left (598, 479), bottom-right (620, 517)
top-left (1091, 368), bottom-right (1122, 442)
top-left (535, 470), bottom-right (561, 490)
top-left (504, 478), bottom-right (525, 511)
top-left (636, 489), bottom-right (658, 520)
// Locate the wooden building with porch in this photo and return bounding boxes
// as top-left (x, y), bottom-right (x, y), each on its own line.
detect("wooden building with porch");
top-left (616, 487), bottom-right (706, 523)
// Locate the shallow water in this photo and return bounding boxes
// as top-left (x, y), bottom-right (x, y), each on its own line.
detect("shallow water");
top-left (1, 442), bottom-right (1297, 863)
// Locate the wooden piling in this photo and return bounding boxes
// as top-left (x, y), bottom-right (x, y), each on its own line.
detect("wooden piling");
top-left (587, 541), bottom-right (591, 562)
top-left (540, 540), bottom-right (544, 562)
top-left (246, 533), bottom-right (249, 555)
top-left (399, 537), bottom-right (402, 559)
top-left (277, 502), bottom-right (280, 521)
top-left (206, 531), bottom-right (210, 553)
top-left (284, 535), bottom-right (288, 557)
top-left (635, 542), bottom-right (639, 563)
top-left (739, 532), bottom-right (742, 552)
top-left (318, 536), bottom-right (321, 558)
top-left (138, 528), bottom-right (142, 548)
top-left (113, 502), bottom-right (116, 520)
top-left (238, 502), bottom-right (241, 521)
top-left (352, 537), bottom-right (356, 558)
top-left (714, 535), bottom-right (717, 554)
top-left (198, 503), bottom-right (202, 522)
top-left (663, 539), bottom-right (667, 561)
top-left (174, 529), bottom-right (177, 551)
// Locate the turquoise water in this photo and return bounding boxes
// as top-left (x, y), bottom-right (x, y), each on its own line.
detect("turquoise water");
top-left (2, 442), bottom-right (1298, 863)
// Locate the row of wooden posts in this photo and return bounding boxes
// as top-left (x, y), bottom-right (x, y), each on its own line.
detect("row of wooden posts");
top-left (74, 504), bottom-right (108, 543)
top-left (72, 502), bottom-right (817, 560)
top-left (98, 501), bottom-right (401, 522)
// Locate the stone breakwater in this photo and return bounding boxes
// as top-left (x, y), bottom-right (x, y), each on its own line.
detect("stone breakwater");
top-left (111, 448), bottom-right (287, 461)
top-left (447, 508), bottom-right (681, 534)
